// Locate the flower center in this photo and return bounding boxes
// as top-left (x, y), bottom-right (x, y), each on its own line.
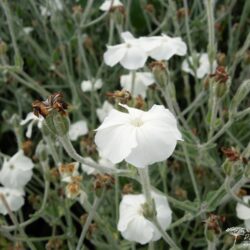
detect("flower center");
top-left (126, 43), bottom-right (132, 48)
top-left (130, 118), bottom-right (144, 127)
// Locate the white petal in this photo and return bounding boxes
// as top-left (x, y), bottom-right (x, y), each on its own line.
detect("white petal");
top-left (136, 72), bottom-right (155, 86)
top-left (120, 47), bottom-right (147, 70)
top-left (0, 165), bottom-right (33, 189)
top-left (245, 219), bottom-right (250, 230)
top-left (96, 109), bottom-right (129, 130)
top-left (104, 44), bottom-right (127, 67)
top-left (236, 196), bottom-right (250, 220)
top-left (96, 101), bottom-right (114, 122)
top-left (81, 157), bottom-right (98, 175)
top-left (99, 0), bottom-right (123, 11)
top-left (121, 216), bottom-right (154, 244)
top-left (95, 123), bottom-right (137, 164)
top-left (138, 37), bottom-right (161, 53)
top-left (69, 120), bottom-right (88, 141)
top-left (120, 73), bottom-right (148, 98)
top-left (182, 57), bottom-right (195, 75)
top-left (0, 187), bottom-right (24, 215)
top-left (10, 150), bottom-right (34, 171)
top-left (121, 31), bottom-right (135, 42)
top-left (20, 112), bottom-right (37, 125)
top-left (169, 37), bottom-right (187, 56)
top-left (26, 120), bottom-right (34, 138)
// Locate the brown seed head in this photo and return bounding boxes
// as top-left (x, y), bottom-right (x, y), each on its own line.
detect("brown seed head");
top-left (32, 92), bottom-right (68, 118)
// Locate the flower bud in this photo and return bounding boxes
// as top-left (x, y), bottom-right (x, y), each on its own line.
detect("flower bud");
top-left (230, 80), bottom-right (250, 116)
top-left (141, 201), bottom-right (155, 221)
top-left (149, 61), bottom-right (167, 86)
top-left (35, 140), bottom-right (49, 162)
top-left (0, 41), bottom-right (8, 56)
top-left (209, 66), bottom-right (229, 98)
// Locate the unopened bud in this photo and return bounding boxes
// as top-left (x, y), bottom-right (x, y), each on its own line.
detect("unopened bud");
top-left (0, 41), bottom-right (8, 56)
top-left (149, 61), bottom-right (167, 86)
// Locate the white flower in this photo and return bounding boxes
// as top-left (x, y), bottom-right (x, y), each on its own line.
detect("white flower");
top-left (236, 196), bottom-right (250, 229)
top-left (141, 34), bottom-right (187, 61)
top-left (95, 104), bottom-right (182, 168)
top-left (99, 0), bottom-right (123, 11)
top-left (68, 120), bottom-right (88, 141)
top-left (23, 27), bottom-right (34, 34)
top-left (118, 192), bottom-right (172, 244)
top-left (120, 72), bottom-right (155, 98)
top-left (20, 112), bottom-right (44, 138)
top-left (81, 79), bottom-right (103, 92)
top-left (0, 150), bottom-right (34, 189)
top-left (104, 32), bottom-right (149, 70)
top-left (182, 53), bottom-right (217, 79)
top-left (40, 0), bottom-right (63, 16)
top-left (0, 187), bottom-right (24, 215)
top-left (96, 101), bottom-right (114, 122)
top-left (81, 155), bottom-right (115, 175)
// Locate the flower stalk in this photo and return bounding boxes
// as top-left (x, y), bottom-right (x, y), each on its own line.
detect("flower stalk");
top-left (138, 167), bottom-right (180, 249)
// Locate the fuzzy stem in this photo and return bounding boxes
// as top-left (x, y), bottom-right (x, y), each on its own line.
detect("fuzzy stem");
top-left (76, 196), bottom-right (101, 250)
top-left (138, 167), bottom-right (180, 249)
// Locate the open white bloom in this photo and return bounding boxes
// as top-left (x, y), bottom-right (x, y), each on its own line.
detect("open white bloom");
top-left (104, 32), bottom-right (150, 70)
top-left (0, 187), bottom-right (24, 215)
top-left (96, 101), bottom-right (114, 122)
top-left (118, 192), bottom-right (172, 244)
top-left (120, 72), bottom-right (155, 98)
top-left (182, 53), bottom-right (217, 79)
top-left (95, 104), bottom-right (182, 168)
top-left (81, 79), bottom-right (103, 92)
top-left (20, 112), bottom-right (44, 138)
top-left (81, 155), bottom-right (115, 175)
top-left (141, 34), bottom-right (187, 61)
top-left (0, 150), bottom-right (34, 189)
top-left (100, 0), bottom-right (123, 11)
top-left (236, 196), bottom-right (250, 229)
top-left (69, 120), bottom-right (88, 141)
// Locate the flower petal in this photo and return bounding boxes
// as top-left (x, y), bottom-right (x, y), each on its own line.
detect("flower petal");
top-left (121, 216), bottom-right (154, 244)
top-left (95, 123), bottom-right (137, 164)
top-left (104, 44), bottom-right (127, 67)
top-left (120, 47), bottom-right (147, 70)
top-left (236, 196), bottom-right (250, 220)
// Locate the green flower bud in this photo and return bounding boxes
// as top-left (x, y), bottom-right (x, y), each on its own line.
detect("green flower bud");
top-left (45, 110), bottom-right (69, 136)
top-left (230, 80), bottom-right (250, 116)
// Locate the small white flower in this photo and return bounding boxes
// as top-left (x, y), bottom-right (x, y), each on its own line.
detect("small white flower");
top-left (118, 192), bottom-right (172, 244)
top-left (0, 150), bottom-right (34, 189)
top-left (182, 53), bottom-right (217, 79)
top-left (81, 79), bottom-right (103, 92)
top-left (0, 187), bottom-right (24, 215)
top-left (140, 34), bottom-right (187, 61)
top-left (99, 0), bottom-right (123, 11)
top-left (95, 104), bottom-right (182, 168)
top-left (40, 0), bottom-right (63, 16)
top-left (236, 196), bottom-right (250, 229)
top-left (96, 101), bottom-right (114, 122)
top-left (104, 32), bottom-right (149, 70)
top-left (81, 155), bottom-right (115, 175)
top-left (120, 72), bottom-right (155, 98)
top-left (20, 112), bottom-right (44, 138)
top-left (23, 27), bottom-right (34, 35)
top-left (68, 120), bottom-right (88, 141)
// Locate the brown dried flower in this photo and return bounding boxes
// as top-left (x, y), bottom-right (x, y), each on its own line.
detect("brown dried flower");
top-left (32, 92), bottom-right (68, 117)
